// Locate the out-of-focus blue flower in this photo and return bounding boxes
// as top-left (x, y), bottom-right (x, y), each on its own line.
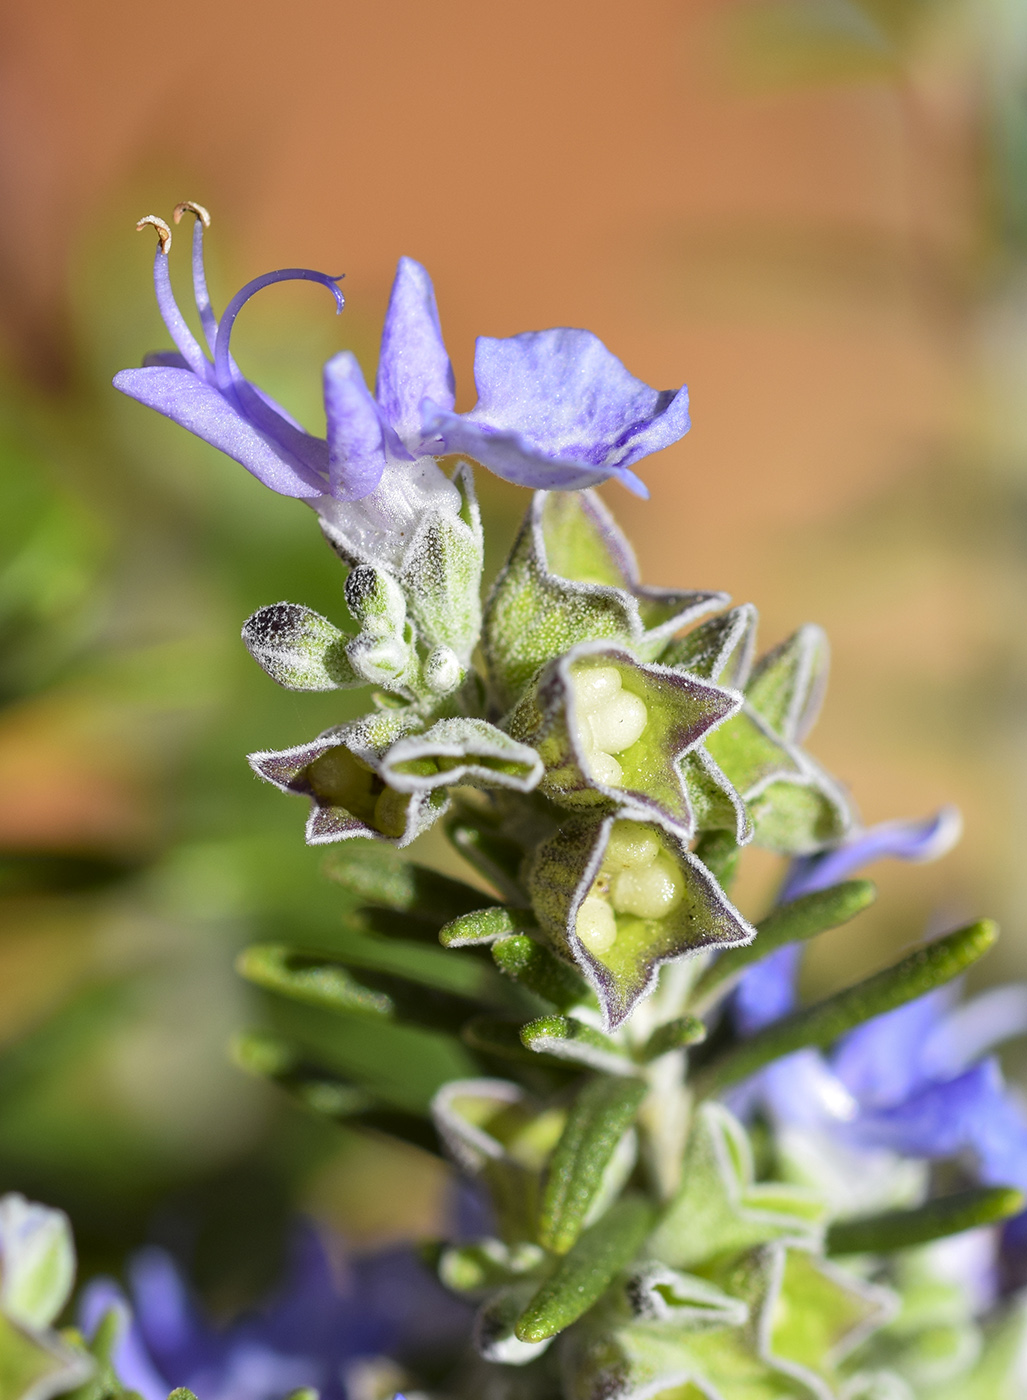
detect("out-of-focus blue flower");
top-left (730, 809), bottom-right (1027, 1208)
top-left (734, 807), bottom-right (963, 1035)
top-left (115, 204), bottom-right (689, 507)
top-left (79, 1224), bottom-right (471, 1400)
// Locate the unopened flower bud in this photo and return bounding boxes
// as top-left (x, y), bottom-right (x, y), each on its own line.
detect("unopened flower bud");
top-left (423, 645), bottom-right (464, 696)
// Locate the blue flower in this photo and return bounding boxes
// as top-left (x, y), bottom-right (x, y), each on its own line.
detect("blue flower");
top-left (115, 203), bottom-right (690, 508)
top-left (729, 810), bottom-right (1027, 1207)
top-left (734, 807), bottom-right (963, 1035)
top-left (79, 1224), bottom-right (471, 1400)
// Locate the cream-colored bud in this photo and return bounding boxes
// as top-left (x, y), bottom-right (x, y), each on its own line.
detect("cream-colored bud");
top-left (573, 664), bottom-right (622, 708)
top-left (587, 750), bottom-right (623, 786)
top-left (604, 822), bottom-right (661, 871)
top-left (610, 854), bottom-right (684, 919)
top-left (588, 690), bottom-right (648, 754)
top-left (576, 895), bottom-right (618, 955)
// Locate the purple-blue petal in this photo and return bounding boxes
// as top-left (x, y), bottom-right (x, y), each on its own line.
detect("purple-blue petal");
top-left (422, 407), bottom-right (649, 492)
top-left (920, 984), bottom-right (1027, 1080)
top-left (128, 1248), bottom-right (218, 1376)
top-left (375, 257), bottom-right (455, 446)
top-left (113, 367), bottom-right (326, 498)
top-left (733, 944), bottom-right (803, 1034)
top-left (427, 328), bottom-right (687, 489)
top-left (831, 987), bottom-right (956, 1108)
top-left (845, 1058), bottom-right (1027, 1189)
top-left (751, 1048), bottom-right (858, 1127)
top-left (780, 806), bottom-right (962, 902)
top-left (323, 352), bottom-right (389, 500)
top-left (78, 1278), bottom-right (170, 1400)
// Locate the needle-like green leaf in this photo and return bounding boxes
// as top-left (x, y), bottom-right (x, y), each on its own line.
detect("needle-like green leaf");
top-left (826, 1186), bottom-right (1025, 1256)
top-left (539, 1075), bottom-right (648, 1253)
top-left (516, 1195), bottom-right (654, 1342)
top-left (693, 919), bottom-right (997, 1097)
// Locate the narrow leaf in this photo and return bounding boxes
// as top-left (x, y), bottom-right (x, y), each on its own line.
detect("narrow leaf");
top-left (462, 1015), bottom-right (556, 1066)
top-left (639, 1015), bottom-right (706, 1062)
top-left (521, 1015), bottom-right (636, 1075)
top-left (231, 1031), bottom-right (442, 1154)
top-left (440, 907), bottom-right (537, 948)
top-left (539, 1076), bottom-right (648, 1254)
top-left (690, 879), bottom-right (877, 1013)
top-left (693, 919), bottom-right (998, 1097)
top-left (515, 1195), bottom-right (654, 1342)
top-left (492, 934), bottom-right (590, 1010)
top-left (236, 944), bottom-right (394, 1017)
top-left (826, 1186), bottom-right (1025, 1256)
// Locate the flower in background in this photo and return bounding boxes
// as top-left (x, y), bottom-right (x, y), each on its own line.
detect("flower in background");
top-left (79, 1224), bottom-right (471, 1400)
top-left (114, 204), bottom-right (690, 521)
top-left (730, 810), bottom-right (1027, 1225)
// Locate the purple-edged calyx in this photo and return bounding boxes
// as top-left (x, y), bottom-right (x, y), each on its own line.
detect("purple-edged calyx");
top-left (505, 640), bottom-right (743, 840)
top-left (250, 712), bottom-right (544, 849)
top-left (528, 814), bottom-right (754, 1029)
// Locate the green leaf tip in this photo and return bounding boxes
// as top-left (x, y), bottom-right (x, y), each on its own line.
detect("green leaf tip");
top-left (515, 1194), bottom-right (654, 1342)
top-left (639, 1015), bottom-right (707, 1061)
top-left (235, 944), bottom-right (394, 1018)
top-left (826, 1186), bottom-right (1025, 1256)
top-left (694, 918), bottom-right (998, 1097)
top-left (440, 907), bottom-right (535, 948)
top-left (539, 1075), bottom-right (648, 1254)
top-left (520, 1015), bottom-right (635, 1075)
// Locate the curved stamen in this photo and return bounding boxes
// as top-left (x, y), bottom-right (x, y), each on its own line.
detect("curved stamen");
top-left (136, 215), bottom-right (211, 380)
top-left (174, 202), bottom-right (218, 354)
top-left (213, 269), bottom-right (343, 476)
top-left (136, 215), bottom-right (171, 254)
top-left (172, 200), bottom-right (210, 228)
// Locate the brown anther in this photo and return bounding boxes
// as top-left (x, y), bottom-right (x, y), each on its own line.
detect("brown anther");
top-left (136, 215), bottom-right (172, 254)
top-left (173, 200), bottom-right (211, 228)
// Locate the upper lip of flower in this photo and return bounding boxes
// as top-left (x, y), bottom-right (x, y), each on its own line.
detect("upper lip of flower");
top-left (114, 205), bottom-right (692, 504)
